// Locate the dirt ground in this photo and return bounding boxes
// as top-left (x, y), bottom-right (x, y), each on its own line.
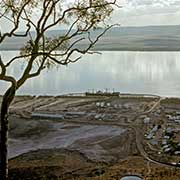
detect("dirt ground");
top-left (9, 150), bottom-right (180, 180)
top-left (0, 95), bottom-right (180, 179)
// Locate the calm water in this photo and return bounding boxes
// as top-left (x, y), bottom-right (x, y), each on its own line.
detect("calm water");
top-left (1, 51), bottom-right (180, 97)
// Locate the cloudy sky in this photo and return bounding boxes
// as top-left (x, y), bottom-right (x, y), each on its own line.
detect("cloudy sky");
top-left (1, 0), bottom-right (180, 32)
top-left (112, 0), bottom-right (180, 26)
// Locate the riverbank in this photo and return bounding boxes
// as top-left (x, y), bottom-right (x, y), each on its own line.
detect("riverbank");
top-left (0, 94), bottom-right (180, 179)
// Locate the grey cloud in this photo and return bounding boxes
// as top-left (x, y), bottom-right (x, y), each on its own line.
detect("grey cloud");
top-left (119, 0), bottom-right (180, 15)
top-left (127, 0), bottom-right (154, 6)
top-left (111, 0), bottom-right (180, 26)
top-left (112, 11), bottom-right (180, 26)
top-left (126, 0), bottom-right (180, 7)
top-left (170, 1), bottom-right (180, 6)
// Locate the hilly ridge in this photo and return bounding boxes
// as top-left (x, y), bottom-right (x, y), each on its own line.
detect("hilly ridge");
top-left (1, 25), bottom-right (180, 51)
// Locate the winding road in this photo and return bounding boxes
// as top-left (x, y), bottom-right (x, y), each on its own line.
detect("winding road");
top-left (133, 97), bottom-right (180, 168)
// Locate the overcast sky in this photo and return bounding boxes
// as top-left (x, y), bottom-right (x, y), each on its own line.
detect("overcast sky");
top-left (112, 0), bottom-right (180, 26)
top-left (1, 0), bottom-right (180, 32)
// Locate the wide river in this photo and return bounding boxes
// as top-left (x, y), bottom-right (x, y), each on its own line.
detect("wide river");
top-left (1, 51), bottom-right (180, 97)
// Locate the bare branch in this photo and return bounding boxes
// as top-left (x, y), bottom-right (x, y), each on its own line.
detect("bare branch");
top-left (0, 75), bottom-right (16, 86)
top-left (47, 53), bottom-right (82, 65)
top-left (5, 54), bottom-right (33, 67)
top-left (12, 23), bottom-right (31, 37)
top-left (45, 18), bottom-right (81, 53)
top-left (0, 56), bottom-right (17, 86)
top-left (41, 0), bottom-right (59, 30)
top-left (22, 9), bottom-right (37, 30)
top-left (44, 0), bottom-right (117, 31)
top-left (36, 0), bottom-right (52, 32)
top-left (50, 37), bottom-right (85, 57)
top-left (66, 24), bottom-right (119, 56)
top-left (0, 56), bottom-right (6, 76)
top-left (0, 12), bottom-right (14, 23)
top-left (0, 1), bottom-right (30, 43)
top-left (28, 58), bottom-right (46, 78)
top-left (88, 32), bottom-right (93, 44)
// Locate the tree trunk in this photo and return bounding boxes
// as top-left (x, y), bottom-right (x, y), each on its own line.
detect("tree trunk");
top-left (0, 86), bottom-right (16, 180)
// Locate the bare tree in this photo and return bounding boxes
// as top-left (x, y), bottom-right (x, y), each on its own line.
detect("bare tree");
top-left (0, 0), bottom-right (119, 179)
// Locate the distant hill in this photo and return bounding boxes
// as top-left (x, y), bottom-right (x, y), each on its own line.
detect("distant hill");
top-left (1, 25), bottom-right (180, 51)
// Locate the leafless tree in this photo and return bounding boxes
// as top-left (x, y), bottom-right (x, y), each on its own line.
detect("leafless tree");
top-left (0, 0), bottom-right (119, 179)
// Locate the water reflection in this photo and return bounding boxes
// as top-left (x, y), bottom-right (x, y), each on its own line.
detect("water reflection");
top-left (1, 51), bottom-right (180, 97)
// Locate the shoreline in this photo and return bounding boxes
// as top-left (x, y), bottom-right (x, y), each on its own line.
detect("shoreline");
top-left (0, 92), bottom-right (175, 98)
top-left (1, 49), bottom-right (180, 52)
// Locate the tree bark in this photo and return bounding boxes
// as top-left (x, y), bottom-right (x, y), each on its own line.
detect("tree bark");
top-left (0, 85), bottom-right (16, 180)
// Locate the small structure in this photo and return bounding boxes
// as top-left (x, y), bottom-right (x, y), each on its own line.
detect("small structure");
top-left (164, 147), bottom-right (172, 153)
top-left (174, 151), bottom-right (180, 155)
top-left (176, 111), bottom-right (180, 115)
top-left (166, 127), bottom-right (173, 134)
top-left (164, 135), bottom-right (170, 139)
top-left (85, 91), bottom-right (120, 97)
top-left (94, 114), bottom-right (106, 120)
top-left (175, 119), bottom-right (180, 123)
top-left (114, 104), bottom-right (118, 108)
top-left (162, 145), bottom-right (169, 150)
top-left (144, 117), bottom-right (150, 124)
top-left (31, 113), bottom-right (64, 120)
top-left (107, 103), bottom-right (111, 107)
top-left (162, 139), bottom-right (167, 145)
top-left (100, 102), bottom-right (105, 108)
top-left (151, 125), bottom-right (158, 133)
top-left (146, 133), bottom-right (154, 140)
top-left (150, 139), bottom-right (158, 145)
top-left (31, 111), bottom-right (86, 120)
